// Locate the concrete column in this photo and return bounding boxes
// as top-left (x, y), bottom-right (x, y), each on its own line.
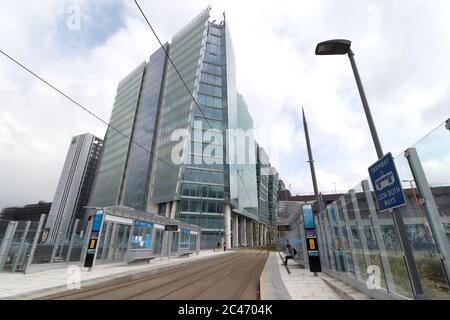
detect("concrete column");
top-left (233, 214), bottom-right (239, 247)
top-left (257, 223), bottom-right (261, 246)
top-left (260, 224), bottom-right (263, 246)
top-left (264, 225), bottom-right (268, 246)
top-left (240, 217), bottom-right (247, 246)
top-left (170, 201), bottom-right (177, 219)
top-left (224, 203), bottom-right (231, 249)
top-left (247, 219), bottom-right (253, 247)
top-left (165, 202), bottom-right (171, 218)
top-left (259, 224), bottom-right (265, 246)
top-left (255, 222), bottom-right (258, 246)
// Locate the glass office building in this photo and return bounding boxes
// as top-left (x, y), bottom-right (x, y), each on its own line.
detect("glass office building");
top-left (89, 46), bottom-right (168, 211)
top-left (88, 7), bottom-right (280, 249)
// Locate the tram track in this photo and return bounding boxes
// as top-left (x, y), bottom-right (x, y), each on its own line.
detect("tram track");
top-left (56, 248), bottom-right (268, 300)
top-left (55, 251), bottom-right (256, 300)
top-left (152, 250), bottom-right (267, 300)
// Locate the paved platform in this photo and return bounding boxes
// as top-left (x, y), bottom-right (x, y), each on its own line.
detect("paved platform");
top-left (261, 252), bottom-right (371, 300)
top-left (0, 249), bottom-right (233, 300)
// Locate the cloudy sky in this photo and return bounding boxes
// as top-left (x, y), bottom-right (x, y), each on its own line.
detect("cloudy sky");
top-left (0, 0), bottom-right (449, 209)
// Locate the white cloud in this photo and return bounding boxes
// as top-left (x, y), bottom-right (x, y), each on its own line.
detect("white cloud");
top-left (1, 0), bottom-right (449, 209)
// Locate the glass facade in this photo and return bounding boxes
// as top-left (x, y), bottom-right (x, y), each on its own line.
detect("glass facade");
top-left (234, 94), bottom-right (258, 220)
top-left (88, 7), bottom-right (277, 250)
top-left (122, 46), bottom-right (167, 210)
top-left (314, 121), bottom-right (450, 299)
top-left (257, 145), bottom-right (270, 225)
top-left (178, 20), bottom-right (227, 249)
top-left (268, 168), bottom-right (279, 230)
top-left (89, 63), bottom-right (146, 207)
top-left (151, 8), bottom-right (211, 204)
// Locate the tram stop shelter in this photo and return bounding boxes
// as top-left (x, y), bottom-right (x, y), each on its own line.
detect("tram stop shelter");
top-left (84, 206), bottom-right (202, 268)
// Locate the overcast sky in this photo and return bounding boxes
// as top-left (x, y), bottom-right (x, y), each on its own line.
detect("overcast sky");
top-left (0, 0), bottom-right (449, 209)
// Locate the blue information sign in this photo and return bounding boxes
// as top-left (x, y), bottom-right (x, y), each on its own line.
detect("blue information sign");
top-left (368, 152), bottom-right (406, 212)
top-left (303, 207), bottom-right (315, 230)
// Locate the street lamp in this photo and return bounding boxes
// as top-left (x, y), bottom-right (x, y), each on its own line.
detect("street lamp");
top-left (315, 39), bottom-right (383, 158)
top-left (315, 39), bottom-right (426, 299)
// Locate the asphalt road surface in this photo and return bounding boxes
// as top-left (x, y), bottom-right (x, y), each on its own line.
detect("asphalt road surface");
top-left (55, 248), bottom-right (269, 300)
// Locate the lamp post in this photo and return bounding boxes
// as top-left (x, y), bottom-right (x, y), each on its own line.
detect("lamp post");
top-left (315, 39), bottom-right (426, 299)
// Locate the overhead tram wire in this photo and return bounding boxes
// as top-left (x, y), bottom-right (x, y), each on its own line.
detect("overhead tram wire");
top-left (133, 0), bottom-right (254, 201)
top-left (0, 48), bottom-right (182, 176)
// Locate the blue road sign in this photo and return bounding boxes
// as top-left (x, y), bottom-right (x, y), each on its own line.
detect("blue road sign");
top-left (368, 152), bottom-right (406, 212)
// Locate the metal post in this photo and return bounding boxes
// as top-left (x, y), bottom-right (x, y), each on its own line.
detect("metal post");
top-left (119, 225), bottom-right (129, 261)
top-left (302, 108), bottom-right (323, 210)
top-left (25, 214), bottom-right (46, 274)
top-left (66, 219), bottom-right (79, 263)
top-left (12, 221), bottom-right (31, 272)
top-left (49, 230), bottom-right (61, 265)
top-left (405, 148), bottom-right (450, 283)
top-left (347, 49), bottom-right (383, 159)
top-left (126, 223), bottom-right (135, 265)
top-left (347, 49), bottom-right (425, 299)
top-left (0, 221), bottom-right (18, 271)
top-left (101, 222), bottom-right (112, 260)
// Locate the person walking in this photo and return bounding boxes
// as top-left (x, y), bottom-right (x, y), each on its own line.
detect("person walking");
top-left (283, 244), bottom-right (297, 266)
top-left (217, 242), bottom-right (221, 252)
top-left (223, 241), bottom-right (227, 252)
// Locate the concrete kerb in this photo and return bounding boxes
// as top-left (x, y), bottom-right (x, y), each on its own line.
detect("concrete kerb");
top-left (3, 251), bottom-right (235, 300)
top-left (320, 277), bottom-right (354, 300)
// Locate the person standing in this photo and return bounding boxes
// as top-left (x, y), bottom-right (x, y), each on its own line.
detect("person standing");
top-left (223, 241), bottom-right (227, 252)
top-left (217, 242), bottom-right (221, 252)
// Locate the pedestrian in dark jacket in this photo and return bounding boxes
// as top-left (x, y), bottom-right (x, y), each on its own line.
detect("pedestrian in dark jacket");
top-left (284, 244), bottom-right (296, 265)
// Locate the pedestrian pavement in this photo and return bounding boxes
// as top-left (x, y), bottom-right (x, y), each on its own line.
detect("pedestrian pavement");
top-left (261, 251), bottom-right (371, 300)
top-left (0, 249), bottom-right (233, 300)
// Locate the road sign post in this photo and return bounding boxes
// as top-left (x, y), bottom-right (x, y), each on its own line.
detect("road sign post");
top-left (368, 153), bottom-right (426, 299)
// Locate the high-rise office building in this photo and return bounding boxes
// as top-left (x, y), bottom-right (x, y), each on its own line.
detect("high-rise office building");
top-left (87, 7), bottom-right (280, 248)
top-left (88, 45), bottom-right (168, 211)
top-left (268, 167), bottom-right (279, 231)
top-left (45, 133), bottom-right (103, 243)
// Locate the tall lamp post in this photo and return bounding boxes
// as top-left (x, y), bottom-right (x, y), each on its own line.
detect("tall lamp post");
top-left (315, 39), bottom-right (426, 299)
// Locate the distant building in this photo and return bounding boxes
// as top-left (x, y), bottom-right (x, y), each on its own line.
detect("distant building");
top-left (268, 167), bottom-right (279, 227)
top-left (0, 201), bottom-right (51, 222)
top-left (278, 179), bottom-right (286, 191)
top-left (45, 133), bottom-right (103, 243)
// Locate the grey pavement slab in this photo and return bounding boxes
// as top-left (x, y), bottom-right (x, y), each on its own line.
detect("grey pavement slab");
top-left (0, 250), bottom-right (233, 300)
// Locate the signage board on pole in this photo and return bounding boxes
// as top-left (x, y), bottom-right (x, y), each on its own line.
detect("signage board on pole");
top-left (84, 210), bottom-right (103, 268)
top-left (368, 152), bottom-right (406, 212)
